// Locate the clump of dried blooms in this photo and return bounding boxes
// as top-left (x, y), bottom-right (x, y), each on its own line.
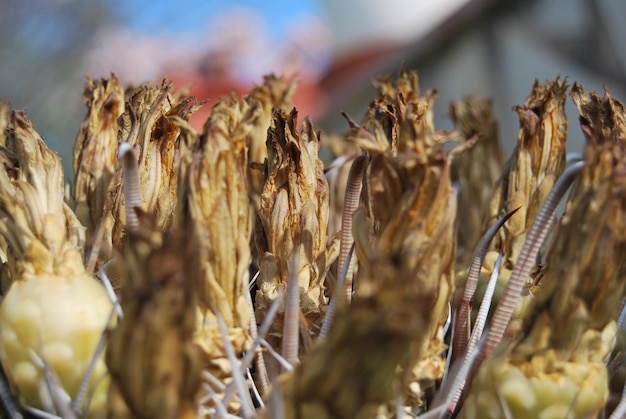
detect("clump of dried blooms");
top-left (461, 83), bottom-right (626, 419)
top-left (270, 73), bottom-right (462, 417)
top-left (4, 66), bottom-right (626, 419)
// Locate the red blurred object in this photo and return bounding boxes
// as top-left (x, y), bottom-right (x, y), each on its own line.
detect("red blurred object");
top-left (166, 59), bottom-right (328, 131)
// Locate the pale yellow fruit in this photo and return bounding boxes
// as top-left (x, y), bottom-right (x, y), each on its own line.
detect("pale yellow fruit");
top-left (0, 272), bottom-right (113, 416)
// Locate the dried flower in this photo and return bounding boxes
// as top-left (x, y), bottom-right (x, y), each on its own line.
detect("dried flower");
top-left (102, 80), bottom-right (200, 262)
top-left (245, 75), bottom-right (297, 210)
top-left (275, 254), bottom-right (444, 418)
top-left (483, 79), bottom-right (568, 276)
top-left (354, 72), bottom-right (460, 402)
top-left (175, 96), bottom-right (253, 401)
top-left (106, 214), bottom-right (202, 419)
top-left (450, 96), bottom-right (505, 262)
top-left (72, 75), bottom-right (125, 240)
top-left (0, 109), bottom-right (112, 416)
top-left (254, 109), bottom-right (333, 362)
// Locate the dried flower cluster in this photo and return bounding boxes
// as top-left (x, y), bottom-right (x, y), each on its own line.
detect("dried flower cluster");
top-left (0, 69), bottom-right (625, 419)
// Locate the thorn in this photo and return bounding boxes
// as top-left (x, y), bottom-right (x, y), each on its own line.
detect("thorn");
top-left (215, 312), bottom-right (255, 419)
top-left (22, 406), bottom-right (61, 419)
top-left (442, 302), bottom-right (453, 338)
top-left (0, 366), bottom-right (23, 418)
top-left (202, 370), bottom-right (226, 393)
top-left (281, 249), bottom-right (300, 370)
top-left (222, 291), bottom-right (284, 406)
top-left (249, 270), bottom-right (260, 291)
top-left (117, 142), bottom-right (141, 232)
top-left (267, 380), bottom-right (286, 419)
top-left (426, 332), bottom-right (488, 418)
top-left (609, 373), bottom-right (626, 419)
top-left (493, 373), bottom-right (514, 419)
top-left (452, 207), bottom-right (520, 364)
top-left (247, 368), bottom-right (264, 409)
top-left (447, 251), bottom-right (504, 414)
top-left (72, 304), bottom-right (117, 414)
top-left (319, 244), bottom-right (355, 339)
top-left (244, 278), bottom-right (270, 395)
top-left (339, 155), bottom-right (366, 302)
top-left (476, 161), bottom-right (584, 373)
top-left (96, 264), bottom-right (123, 319)
top-left (323, 154), bottom-right (357, 175)
top-left (467, 251), bottom-right (503, 359)
top-left (261, 339), bottom-right (293, 373)
top-left (28, 350), bottom-right (75, 418)
top-left (85, 206), bottom-right (111, 275)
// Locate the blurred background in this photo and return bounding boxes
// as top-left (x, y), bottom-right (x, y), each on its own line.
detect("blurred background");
top-left (1, 0), bottom-right (625, 176)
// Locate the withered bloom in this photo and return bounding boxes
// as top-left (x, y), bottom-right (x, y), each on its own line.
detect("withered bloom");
top-left (450, 96), bottom-right (505, 262)
top-left (245, 75), bottom-right (297, 209)
top-left (275, 255), bottom-right (443, 418)
top-left (106, 213), bottom-right (202, 419)
top-left (254, 109), bottom-right (333, 356)
top-left (72, 75), bottom-right (125, 238)
top-left (93, 81), bottom-right (197, 259)
top-left (482, 79), bottom-right (568, 276)
top-left (461, 84), bottom-right (626, 419)
top-left (175, 96), bottom-right (253, 396)
top-left (355, 71), bottom-right (460, 403)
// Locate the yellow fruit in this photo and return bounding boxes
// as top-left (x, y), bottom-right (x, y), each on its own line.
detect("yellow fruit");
top-left (0, 272), bottom-right (112, 415)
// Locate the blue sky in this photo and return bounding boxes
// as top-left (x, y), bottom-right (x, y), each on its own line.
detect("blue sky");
top-left (114, 0), bottom-right (322, 40)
